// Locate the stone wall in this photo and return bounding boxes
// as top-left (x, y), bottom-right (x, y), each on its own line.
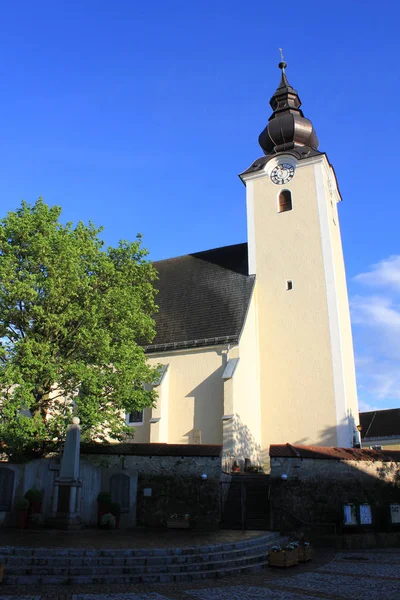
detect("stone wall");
top-left (269, 456), bottom-right (400, 535)
top-left (83, 452), bottom-right (221, 528)
top-left (270, 456), bottom-right (400, 484)
top-left (0, 448), bottom-right (221, 529)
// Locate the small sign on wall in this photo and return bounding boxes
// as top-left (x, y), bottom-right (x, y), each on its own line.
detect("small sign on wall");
top-left (143, 488), bottom-right (152, 497)
top-left (343, 504), bottom-right (357, 526)
top-left (343, 503), bottom-right (373, 526)
top-left (359, 504), bottom-right (372, 525)
top-left (390, 504), bottom-right (400, 524)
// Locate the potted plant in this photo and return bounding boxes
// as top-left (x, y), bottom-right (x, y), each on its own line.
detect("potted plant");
top-left (166, 513), bottom-right (191, 529)
top-left (268, 541), bottom-right (299, 568)
top-left (298, 541), bottom-right (312, 562)
top-left (100, 512), bottom-right (116, 530)
top-left (24, 488), bottom-right (43, 514)
top-left (15, 497), bottom-right (30, 529)
top-left (97, 491), bottom-right (112, 527)
top-left (110, 502), bottom-right (121, 529)
top-left (30, 513), bottom-right (44, 529)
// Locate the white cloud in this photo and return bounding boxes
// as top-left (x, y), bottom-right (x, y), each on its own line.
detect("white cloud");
top-left (351, 256), bottom-right (400, 407)
top-left (354, 255), bottom-right (400, 291)
top-left (358, 399), bottom-right (382, 413)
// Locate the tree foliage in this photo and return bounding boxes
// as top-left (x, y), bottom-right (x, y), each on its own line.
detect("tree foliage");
top-left (0, 199), bottom-right (158, 459)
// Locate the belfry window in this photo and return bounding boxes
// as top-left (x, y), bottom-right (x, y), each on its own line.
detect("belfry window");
top-left (278, 189), bottom-right (292, 213)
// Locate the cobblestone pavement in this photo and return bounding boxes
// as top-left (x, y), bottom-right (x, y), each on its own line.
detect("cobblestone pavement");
top-left (1, 549), bottom-right (400, 600)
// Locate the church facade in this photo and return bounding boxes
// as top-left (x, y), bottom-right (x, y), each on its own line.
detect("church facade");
top-left (130, 61), bottom-right (360, 466)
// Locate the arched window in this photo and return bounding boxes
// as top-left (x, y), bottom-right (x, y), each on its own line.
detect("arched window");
top-left (110, 473), bottom-right (130, 513)
top-left (278, 189), bottom-right (292, 213)
top-left (0, 468), bottom-right (15, 511)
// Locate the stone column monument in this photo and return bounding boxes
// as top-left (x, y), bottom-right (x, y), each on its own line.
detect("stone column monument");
top-left (50, 416), bottom-right (83, 529)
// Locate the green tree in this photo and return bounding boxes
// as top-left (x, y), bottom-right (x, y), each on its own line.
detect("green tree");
top-left (0, 198), bottom-right (158, 460)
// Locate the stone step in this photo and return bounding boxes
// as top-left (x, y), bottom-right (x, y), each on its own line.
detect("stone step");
top-left (1, 538), bottom-right (278, 568)
top-left (1, 532), bottom-right (286, 585)
top-left (3, 548), bottom-right (268, 576)
top-left (3, 556), bottom-right (270, 585)
top-left (0, 531), bottom-right (278, 558)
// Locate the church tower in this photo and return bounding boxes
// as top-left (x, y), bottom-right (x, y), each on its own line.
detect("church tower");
top-left (240, 60), bottom-right (359, 449)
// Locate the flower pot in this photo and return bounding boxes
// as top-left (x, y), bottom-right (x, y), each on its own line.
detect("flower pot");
top-left (298, 547), bottom-right (312, 563)
top-left (30, 501), bottom-right (42, 515)
top-left (166, 519), bottom-right (190, 529)
top-left (97, 502), bottom-right (111, 527)
top-left (268, 548), bottom-right (299, 568)
top-left (17, 510), bottom-right (28, 530)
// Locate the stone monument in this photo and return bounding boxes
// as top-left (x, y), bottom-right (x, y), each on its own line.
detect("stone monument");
top-left (50, 416), bottom-right (83, 529)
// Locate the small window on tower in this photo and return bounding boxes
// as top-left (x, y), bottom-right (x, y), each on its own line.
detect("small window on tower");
top-left (278, 189), bottom-right (292, 213)
top-left (286, 280), bottom-right (293, 291)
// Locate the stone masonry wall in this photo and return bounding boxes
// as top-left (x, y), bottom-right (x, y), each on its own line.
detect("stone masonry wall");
top-left (83, 453), bottom-right (221, 528)
top-left (270, 456), bottom-right (400, 484)
top-left (1, 452), bottom-right (221, 529)
top-left (269, 456), bottom-right (400, 535)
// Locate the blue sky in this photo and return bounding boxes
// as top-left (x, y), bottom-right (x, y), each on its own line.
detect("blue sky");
top-left (0, 1), bottom-right (399, 412)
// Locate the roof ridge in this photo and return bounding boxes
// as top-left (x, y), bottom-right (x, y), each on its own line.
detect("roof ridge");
top-left (153, 242), bottom-right (248, 265)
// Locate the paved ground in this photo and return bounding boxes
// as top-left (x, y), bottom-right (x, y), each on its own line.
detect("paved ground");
top-left (0, 529), bottom-right (264, 549)
top-left (1, 549), bottom-right (399, 600)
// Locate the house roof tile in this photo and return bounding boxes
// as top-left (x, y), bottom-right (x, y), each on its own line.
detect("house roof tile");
top-left (360, 408), bottom-right (400, 439)
top-left (269, 443), bottom-right (400, 462)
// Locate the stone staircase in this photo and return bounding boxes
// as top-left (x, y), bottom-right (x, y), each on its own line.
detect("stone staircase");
top-left (0, 531), bottom-right (285, 585)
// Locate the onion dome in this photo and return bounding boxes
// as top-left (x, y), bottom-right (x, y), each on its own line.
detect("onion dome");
top-left (258, 61), bottom-right (319, 155)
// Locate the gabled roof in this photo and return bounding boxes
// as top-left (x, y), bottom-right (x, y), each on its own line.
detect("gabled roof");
top-left (360, 408), bottom-right (400, 439)
top-left (269, 443), bottom-right (400, 462)
top-left (145, 243), bottom-right (255, 353)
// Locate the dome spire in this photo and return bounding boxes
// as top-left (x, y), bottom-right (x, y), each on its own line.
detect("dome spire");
top-left (258, 56), bottom-right (319, 155)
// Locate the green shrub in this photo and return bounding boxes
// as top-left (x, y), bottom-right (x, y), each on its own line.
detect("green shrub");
top-left (97, 491), bottom-right (112, 505)
top-left (15, 497), bottom-right (30, 511)
top-left (24, 488), bottom-right (44, 503)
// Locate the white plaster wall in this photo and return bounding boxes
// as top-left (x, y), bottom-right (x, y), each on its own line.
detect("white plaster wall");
top-left (321, 166), bottom-right (360, 443)
top-left (245, 156), bottom-right (339, 454)
top-left (146, 347), bottom-right (226, 444)
top-left (225, 289), bottom-right (261, 462)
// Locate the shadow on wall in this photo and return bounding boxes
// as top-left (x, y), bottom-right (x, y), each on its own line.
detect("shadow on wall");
top-left (269, 453), bottom-right (400, 537)
top-left (185, 355), bottom-right (226, 446)
top-left (223, 414), bottom-right (261, 466)
top-left (259, 417), bottom-right (355, 472)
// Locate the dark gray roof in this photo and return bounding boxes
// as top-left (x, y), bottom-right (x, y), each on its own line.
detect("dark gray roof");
top-left (145, 243), bottom-right (255, 353)
top-left (360, 408), bottom-right (400, 440)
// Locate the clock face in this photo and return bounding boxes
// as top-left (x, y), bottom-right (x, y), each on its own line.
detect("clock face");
top-left (270, 163), bottom-right (295, 185)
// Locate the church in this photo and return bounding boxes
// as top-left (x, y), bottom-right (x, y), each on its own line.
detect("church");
top-left (129, 60), bottom-right (360, 466)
